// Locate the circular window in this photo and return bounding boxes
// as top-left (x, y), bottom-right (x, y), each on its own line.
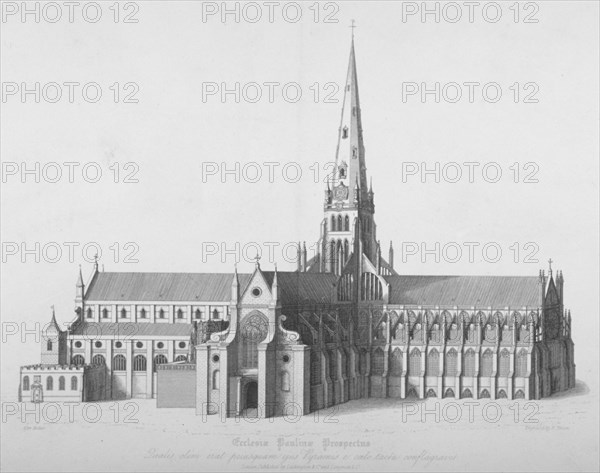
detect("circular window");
top-left (95, 341), bottom-right (102, 348)
top-left (282, 354), bottom-right (290, 363)
top-left (136, 341), bottom-right (143, 348)
top-left (157, 342), bottom-right (164, 349)
top-left (251, 287), bottom-right (262, 297)
top-left (115, 341), bottom-right (122, 348)
top-left (212, 355), bottom-right (220, 363)
top-left (178, 342), bottom-right (186, 349)
top-left (75, 341), bottom-right (82, 348)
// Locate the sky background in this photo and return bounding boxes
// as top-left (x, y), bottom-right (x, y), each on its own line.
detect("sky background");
top-left (1, 0), bottom-right (598, 420)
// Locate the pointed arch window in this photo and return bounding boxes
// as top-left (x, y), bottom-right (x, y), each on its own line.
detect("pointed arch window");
top-left (390, 348), bottom-right (403, 376)
top-left (177, 308), bottom-right (184, 319)
top-left (371, 348), bottom-right (384, 375)
top-left (331, 215), bottom-right (336, 231)
top-left (499, 349), bottom-right (511, 376)
top-left (46, 376), bottom-right (53, 391)
top-left (329, 351), bottom-right (338, 380)
top-left (241, 314), bottom-right (268, 369)
top-left (516, 349), bottom-right (528, 377)
top-left (481, 349), bottom-right (493, 377)
top-left (86, 307), bottom-right (93, 318)
top-left (58, 376), bottom-right (65, 390)
top-left (337, 215), bottom-right (343, 232)
top-left (195, 308), bottom-right (203, 320)
top-left (159, 308), bottom-right (166, 319)
top-left (463, 349), bottom-right (476, 376)
top-left (120, 308), bottom-right (127, 319)
top-left (310, 351), bottom-right (321, 386)
top-left (427, 349), bottom-right (439, 376)
top-left (102, 308), bottom-right (109, 319)
top-left (71, 376), bottom-right (78, 390)
top-left (445, 349), bottom-right (458, 376)
top-left (344, 215), bottom-right (350, 231)
top-left (409, 348), bottom-right (421, 375)
top-left (212, 308), bottom-right (219, 320)
top-left (139, 308), bottom-right (147, 319)
top-left (47, 340), bottom-right (53, 351)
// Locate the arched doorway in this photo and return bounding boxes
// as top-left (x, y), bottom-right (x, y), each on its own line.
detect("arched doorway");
top-left (32, 385), bottom-right (43, 403)
top-left (245, 381), bottom-right (258, 409)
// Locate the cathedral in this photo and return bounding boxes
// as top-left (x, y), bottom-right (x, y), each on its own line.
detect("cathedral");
top-left (19, 36), bottom-right (576, 417)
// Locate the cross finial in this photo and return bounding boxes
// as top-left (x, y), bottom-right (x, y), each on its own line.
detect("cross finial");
top-left (548, 258), bottom-right (553, 273)
top-left (350, 19), bottom-right (357, 38)
top-left (254, 254), bottom-right (261, 269)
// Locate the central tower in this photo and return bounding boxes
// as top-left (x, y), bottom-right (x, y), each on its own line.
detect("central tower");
top-left (304, 34), bottom-right (394, 277)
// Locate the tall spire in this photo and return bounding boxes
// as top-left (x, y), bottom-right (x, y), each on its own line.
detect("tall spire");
top-left (333, 31), bottom-right (368, 194)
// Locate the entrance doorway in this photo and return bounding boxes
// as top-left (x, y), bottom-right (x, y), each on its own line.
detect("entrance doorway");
top-left (245, 381), bottom-right (258, 409)
top-left (32, 385), bottom-right (43, 403)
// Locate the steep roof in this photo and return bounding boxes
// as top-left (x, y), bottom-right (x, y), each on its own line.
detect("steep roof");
top-left (84, 271), bottom-right (539, 308)
top-left (85, 272), bottom-right (251, 302)
top-left (384, 275), bottom-right (540, 307)
top-left (70, 322), bottom-right (193, 338)
top-left (84, 270), bottom-right (338, 306)
top-left (262, 271), bottom-right (338, 306)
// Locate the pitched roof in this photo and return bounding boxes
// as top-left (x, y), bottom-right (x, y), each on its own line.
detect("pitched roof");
top-left (85, 272), bottom-right (251, 302)
top-left (384, 275), bottom-right (540, 307)
top-left (70, 322), bottom-right (194, 338)
top-left (262, 271), bottom-right (338, 306)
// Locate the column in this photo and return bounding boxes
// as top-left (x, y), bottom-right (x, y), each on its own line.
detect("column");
top-left (106, 342), bottom-right (113, 400)
top-left (85, 340), bottom-right (92, 365)
top-left (125, 340), bottom-right (133, 398)
top-left (146, 342), bottom-right (153, 399)
top-left (167, 340), bottom-right (174, 362)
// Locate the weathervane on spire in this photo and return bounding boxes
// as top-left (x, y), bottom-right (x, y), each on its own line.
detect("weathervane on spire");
top-left (350, 19), bottom-right (357, 38)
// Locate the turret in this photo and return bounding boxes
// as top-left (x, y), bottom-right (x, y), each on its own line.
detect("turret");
top-left (41, 307), bottom-right (66, 365)
top-left (75, 265), bottom-right (84, 311)
top-left (557, 270), bottom-right (564, 310)
top-left (389, 241), bottom-right (394, 270)
top-left (538, 269), bottom-right (547, 309)
top-left (302, 242), bottom-right (307, 272)
top-left (272, 264), bottom-right (279, 302)
top-left (231, 264), bottom-right (239, 303)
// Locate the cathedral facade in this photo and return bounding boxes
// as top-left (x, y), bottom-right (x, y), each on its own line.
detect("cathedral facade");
top-left (19, 37), bottom-right (575, 416)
